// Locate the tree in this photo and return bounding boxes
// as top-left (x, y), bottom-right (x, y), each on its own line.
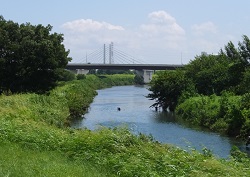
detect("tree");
top-left (147, 70), bottom-right (193, 111)
top-left (238, 68), bottom-right (250, 94)
top-left (0, 16), bottom-right (71, 93)
top-left (238, 35), bottom-right (250, 64)
top-left (220, 36), bottom-right (250, 93)
top-left (96, 69), bottom-right (133, 75)
top-left (223, 41), bottom-right (241, 60)
top-left (185, 54), bottom-right (231, 95)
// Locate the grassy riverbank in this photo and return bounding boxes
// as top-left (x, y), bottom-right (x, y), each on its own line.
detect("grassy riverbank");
top-left (1, 74), bottom-right (250, 176)
top-left (176, 92), bottom-right (250, 138)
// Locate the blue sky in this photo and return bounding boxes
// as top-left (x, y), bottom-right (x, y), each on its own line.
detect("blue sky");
top-left (1, 0), bottom-right (250, 64)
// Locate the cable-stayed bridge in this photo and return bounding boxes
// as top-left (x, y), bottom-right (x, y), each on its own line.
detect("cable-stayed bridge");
top-left (66, 43), bottom-right (184, 83)
top-left (66, 63), bottom-right (183, 70)
top-left (66, 42), bottom-right (183, 70)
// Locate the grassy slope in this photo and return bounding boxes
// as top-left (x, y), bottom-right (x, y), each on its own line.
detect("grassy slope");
top-left (0, 75), bottom-right (250, 176)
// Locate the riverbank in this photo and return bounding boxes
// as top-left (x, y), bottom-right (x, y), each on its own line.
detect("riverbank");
top-left (176, 92), bottom-right (250, 139)
top-left (1, 74), bottom-right (250, 176)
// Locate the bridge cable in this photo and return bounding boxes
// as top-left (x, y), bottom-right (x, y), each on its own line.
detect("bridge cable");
top-left (113, 48), bottom-right (146, 64)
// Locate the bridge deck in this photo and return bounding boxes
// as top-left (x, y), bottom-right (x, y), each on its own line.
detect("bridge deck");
top-left (66, 63), bottom-right (184, 70)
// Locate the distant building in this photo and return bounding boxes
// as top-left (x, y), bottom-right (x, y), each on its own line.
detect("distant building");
top-left (201, 52), bottom-right (208, 56)
top-left (201, 51), bottom-right (218, 56)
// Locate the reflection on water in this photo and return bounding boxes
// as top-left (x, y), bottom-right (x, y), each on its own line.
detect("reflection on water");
top-left (71, 85), bottom-right (247, 158)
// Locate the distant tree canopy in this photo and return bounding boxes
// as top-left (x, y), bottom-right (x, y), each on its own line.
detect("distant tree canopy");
top-left (148, 35), bottom-right (250, 111)
top-left (96, 69), bottom-right (134, 75)
top-left (0, 16), bottom-right (71, 93)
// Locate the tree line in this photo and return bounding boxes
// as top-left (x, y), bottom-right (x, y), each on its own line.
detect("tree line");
top-left (148, 35), bottom-right (250, 111)
top-left (148, 35), bottom-right (250, 137)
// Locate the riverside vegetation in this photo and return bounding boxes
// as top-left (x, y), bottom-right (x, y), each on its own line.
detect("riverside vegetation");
top-left (147, 35), bottom-right (250, 157)
top-left (1, 17), bottom-right (250, 176)
top-left (1, 74), bottom-right (250, 177)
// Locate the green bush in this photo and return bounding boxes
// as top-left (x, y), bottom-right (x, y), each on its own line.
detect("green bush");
top-left (176, 93), bottom-right (250, 137)
top-left (56, 69), bottom-right (76, 81)
top-left (211, 118), bottom-right (229, 132)
top-left (76, 74), bottom-right (86, 80)
top-left (176, 95), bottom-right (220, 128)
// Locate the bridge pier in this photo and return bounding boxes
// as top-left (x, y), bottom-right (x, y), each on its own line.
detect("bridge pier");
top-left (135, 70), bottom-right (154, 84)
top-left (76, 69), bottom-right (89, 75)
top-left (67, 69), bottom-right (90, 75)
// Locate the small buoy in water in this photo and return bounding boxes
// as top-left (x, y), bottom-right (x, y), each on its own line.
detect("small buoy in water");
top-left (117, 107), bottom-right (121, 111)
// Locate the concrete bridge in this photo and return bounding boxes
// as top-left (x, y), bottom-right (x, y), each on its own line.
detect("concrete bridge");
top-left (66, 63), bottom-right (184, 70)
top-left (67, 43), bottom-right (185, 83)
top-left (66, 63), bottom-right (184, 83)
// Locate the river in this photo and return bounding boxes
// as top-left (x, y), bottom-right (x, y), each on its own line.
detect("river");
top-left (71, 85), bottom-right (247, 158)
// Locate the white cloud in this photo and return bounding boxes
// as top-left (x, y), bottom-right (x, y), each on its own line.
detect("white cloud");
top-left (192, 22), bottom-right (217, 36)
top-left (142, 11), bottom-right (185, 36)
top-left (61, 11), bottom-right (188, 63)
top-left (148, 10), bottom-right (176, 24)
top-left (62, 19), bottom-right (125, 32)
top-left (138, 11), bottom-right (186, 52)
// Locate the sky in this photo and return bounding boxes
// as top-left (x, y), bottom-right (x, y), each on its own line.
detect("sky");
top-left (1, 0), bottom-right (250, 64)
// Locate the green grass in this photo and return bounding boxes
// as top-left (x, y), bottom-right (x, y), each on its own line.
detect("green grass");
top-left (0, 74), bottom-right (250, 176)
top-left (0, 140), bottom-right (111, 177)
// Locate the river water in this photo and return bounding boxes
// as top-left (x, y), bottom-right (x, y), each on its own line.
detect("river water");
top-left (71, 85), bottom-right (247, 158)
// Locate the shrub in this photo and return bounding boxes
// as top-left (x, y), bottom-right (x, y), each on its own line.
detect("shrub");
top-left (176, 92), bottom-right (249, 137)
top-left (56, 69), bottom-right (76, 81)
top-left (76, 74), bottom-right (86, 80)
top-left (134, 74), bottom-right (144, 85)
top-left (176, 95), bottom-right (220, 128)
top-left (211, 118), bottom-right (228, 132)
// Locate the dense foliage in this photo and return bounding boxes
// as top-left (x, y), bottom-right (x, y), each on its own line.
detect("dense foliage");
top-left (96, 69), bottom-right (134, 75)
top-left (1, 75), bottom-right (250, 176)
top-left (134, 74), bottom-right (144, 85)
top-left (56, 69), bottom-right (76, 81)
top-left (148, 70), bottom-right (195, 111)
top-left (148, 35), bottom-right (250, 138)
top-left (185, 54), bottom-right (232, 95)
top-left (0, 16), bottom-right (71, 93)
